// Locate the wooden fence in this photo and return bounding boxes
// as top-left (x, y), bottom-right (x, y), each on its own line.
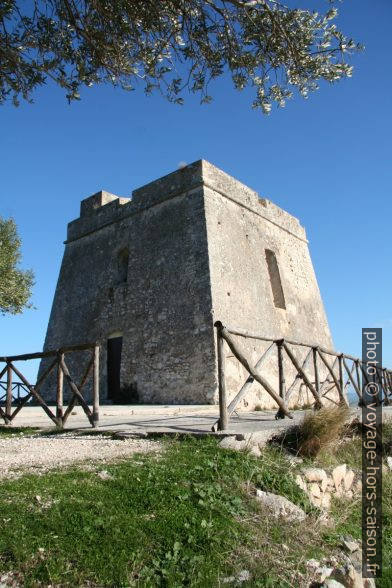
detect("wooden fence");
top-left (0, 381), bottom-right (30, 406)
top-left (0, 343), bottom-right (100, 429)
top-left (214, 321), bottom-right (392, 431)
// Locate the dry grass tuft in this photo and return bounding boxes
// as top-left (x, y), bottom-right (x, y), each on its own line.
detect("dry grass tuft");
top-left (297, 405), bottom-right (350, 458)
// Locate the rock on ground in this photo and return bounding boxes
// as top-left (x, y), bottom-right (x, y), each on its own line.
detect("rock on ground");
top-left (222, 569), bottom-right (251, 584)
top-left (324, 580), bottom-right (346, 588)
top-left (218, 431), bottom-right (276, 455)
top-left (295, 464), bottom-right (359, 511)
top-left (331, 562), bottom-right (376, 588)
top-left (255, 489), bottom-right (306, 522)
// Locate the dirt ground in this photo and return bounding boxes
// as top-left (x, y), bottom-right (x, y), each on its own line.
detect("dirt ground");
top-left (0, 432), bottom-right (160, 480)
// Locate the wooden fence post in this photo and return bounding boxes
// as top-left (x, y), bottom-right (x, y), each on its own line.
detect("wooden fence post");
top-left (216, 323), bottom-right (228, 431)
top-left (277, 340), bottom-right (286, 418)
top-left (338, 354), bottom-right (346, 405)
top-left (56, 353), bottom-right (64, 425)
top-left (6, 363), bottom-right (12, 424)
top-left (382, 369), bottom-right (390, 405)
top-left (386, 371), bottom-right (392, 401)
top-left (92, 344), bottom-right (100, 427)
top-left (355, 360), bottom-right (364, 406)
top-left (313, 347), bottom-right (320, 398)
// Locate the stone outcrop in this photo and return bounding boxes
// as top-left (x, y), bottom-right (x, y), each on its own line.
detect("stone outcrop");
top-left (295, 464), bottom-right (361, 509)
top-left (306, 537), bottom-right (376, 588)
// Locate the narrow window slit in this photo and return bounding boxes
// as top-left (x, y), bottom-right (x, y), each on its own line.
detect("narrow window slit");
top-left (265, 249), bottom-right (286, 310)
top-left (116, 248), bottom-right (129, 284)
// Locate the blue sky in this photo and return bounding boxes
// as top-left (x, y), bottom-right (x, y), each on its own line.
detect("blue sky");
top-left (1, 0), bottom-right (391, 382)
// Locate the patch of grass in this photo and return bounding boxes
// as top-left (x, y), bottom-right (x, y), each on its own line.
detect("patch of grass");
top-left (1, 422), bottom-right (391, 587)
top-left (298, 405), bottom-right (350, 458)
top-left (382, 420), bottom-right (392, 456)
top-left (249, 445), bottom-right (313, 512)
top-left (313, 434), bottom-right (362, 471)
top-left (35, 427), bottom-right (71, 436)
top-left (38, 428), bottom-right (114, 437)
top-left (0, 437), bottom-right (326, 587)
top-left (279, 405), bottom-right (350, 458)
top-left (0, 426), bottom-right (39, 437)
top-left (379, 469), bottom-right (392, 587)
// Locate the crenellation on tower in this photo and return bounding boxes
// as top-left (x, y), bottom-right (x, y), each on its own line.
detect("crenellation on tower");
top-left (131, 159), bottom-right (204, 206)
top-left (67, 193), bottom-right (131, 242)
top-left (80, 190), bottom-right (122, 217)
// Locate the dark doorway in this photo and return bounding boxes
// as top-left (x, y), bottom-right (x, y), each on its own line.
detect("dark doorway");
top-left (107, 336), bottom-right (123, 401)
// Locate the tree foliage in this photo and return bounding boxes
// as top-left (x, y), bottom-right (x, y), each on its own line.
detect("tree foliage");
top-left (0, 0), bottom-right (361, 112)
top-left (0, 217), bottom-right (34, 315)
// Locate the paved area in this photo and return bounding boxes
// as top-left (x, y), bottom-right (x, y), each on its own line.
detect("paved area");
top-left (2, 404), bottom-right (391, 436)
top-left (2, 404), bottom-right (303, 435)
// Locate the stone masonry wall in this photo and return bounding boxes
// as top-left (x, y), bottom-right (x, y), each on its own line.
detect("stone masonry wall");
top-left (39, 160), bottom-right (334, 409)
top-left (201, 161), bottom-right (334, 409)
top-left (40, 163), bottom-right (217, 404)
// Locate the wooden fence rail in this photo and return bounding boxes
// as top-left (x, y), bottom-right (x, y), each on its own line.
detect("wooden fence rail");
top-left (0, 343), bottom-right (100, 429)
top-left (214, 322), bottom-right (391, 431)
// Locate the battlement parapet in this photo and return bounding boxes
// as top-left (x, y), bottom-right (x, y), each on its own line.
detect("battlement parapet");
top-left (66, 160), bottom-right (305, 243)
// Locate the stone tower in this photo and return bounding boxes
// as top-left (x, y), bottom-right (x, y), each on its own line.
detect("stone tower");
top-left (39, 161), bottom-right (333, 408)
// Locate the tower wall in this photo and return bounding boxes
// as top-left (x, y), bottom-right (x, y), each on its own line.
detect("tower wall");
top-left (40, 163), bottom-right (217, 404)
top-left (202, 161), bottom-right (333, 408)
top-left (39, 160), bottom-right (334, 408)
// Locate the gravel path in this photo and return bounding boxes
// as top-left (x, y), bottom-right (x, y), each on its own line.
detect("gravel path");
top-left (0, 434), bottom-right (160, 480)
